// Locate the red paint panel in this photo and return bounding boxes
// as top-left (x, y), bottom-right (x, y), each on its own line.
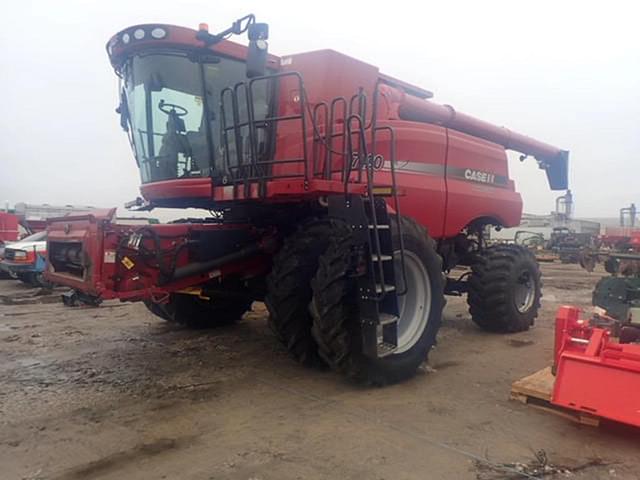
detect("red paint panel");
top-left (0, 212), bottom-right (19, 243)
top-left (279, 50), bottom-right (379, 106)
top-left (376, 121), bottom-right (447, 238)
top-left (141, 178), bottom-right (212, 201)
top-left (443, 130), bottom-right (521, 236)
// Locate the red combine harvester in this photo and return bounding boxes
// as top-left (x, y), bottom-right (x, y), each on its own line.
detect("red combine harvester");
top-left (45, 15), bottom-right (569, 384)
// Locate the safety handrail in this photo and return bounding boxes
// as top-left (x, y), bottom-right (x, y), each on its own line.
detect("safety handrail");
top-left (219, 73), bottom-right (408, 299)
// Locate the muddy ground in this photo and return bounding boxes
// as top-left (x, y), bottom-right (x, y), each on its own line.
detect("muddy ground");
top-left (0, 263), bottom-right (639, 480)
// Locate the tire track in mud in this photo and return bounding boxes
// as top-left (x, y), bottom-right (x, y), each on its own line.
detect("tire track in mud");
top-left (51, 436), bottom-right (197, 480)
top-left (0, 289), bottom-right (62, 305)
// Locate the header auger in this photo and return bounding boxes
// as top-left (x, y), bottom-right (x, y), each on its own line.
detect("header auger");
top-left (46, 15), bottom-right (569, 384)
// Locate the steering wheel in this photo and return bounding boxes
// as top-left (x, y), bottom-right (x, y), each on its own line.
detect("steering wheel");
top-left (158, 99), bottom-right (188, 117)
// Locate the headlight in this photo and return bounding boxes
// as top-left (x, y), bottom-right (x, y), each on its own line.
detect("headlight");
top-left (122, 33), bottom-right (131, 44)
top-left (151, 27), bottom-right (167, 39)
top-left (107, 38), bottom-right (117, 56)
top-left (133, 28), bottom-right (146, 40)
top-left (13, 251), bottom-right (27, 259)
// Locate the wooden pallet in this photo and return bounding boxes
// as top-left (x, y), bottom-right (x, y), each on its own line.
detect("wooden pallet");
top-left (510, 367), bottom-right (600, 427)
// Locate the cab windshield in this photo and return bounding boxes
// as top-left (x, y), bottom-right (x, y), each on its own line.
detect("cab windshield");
top-left (122, 51), bottom-right (272, 184)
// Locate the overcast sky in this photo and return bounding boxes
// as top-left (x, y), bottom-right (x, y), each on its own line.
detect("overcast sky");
top-left (1, 0), bottom-right (638, 218)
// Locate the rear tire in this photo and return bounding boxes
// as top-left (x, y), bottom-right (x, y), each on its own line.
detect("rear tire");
top-left (311, 216), bottom-right (445, 385)
top-left (467, 244), bottom-right (542, 333)
top-left (144, 294), bottom-right (251, 329)
top-left (265, 219), bottom-right (349, 366)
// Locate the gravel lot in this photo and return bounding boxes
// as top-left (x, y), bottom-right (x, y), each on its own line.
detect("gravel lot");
top-left (1, 263), bottom-right (638, 479)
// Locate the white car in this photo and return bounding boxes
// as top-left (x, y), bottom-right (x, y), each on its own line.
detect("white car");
top-left (0, 231), bottom-right (50, 287)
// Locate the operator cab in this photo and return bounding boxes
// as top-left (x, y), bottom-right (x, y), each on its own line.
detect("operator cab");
top-left (122, 52), bottom-right (271, 183)
top-left (108, 17), bottom-right (276, 205)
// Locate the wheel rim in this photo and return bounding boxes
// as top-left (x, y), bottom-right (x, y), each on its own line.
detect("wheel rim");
top-left (514, 270), bottom-right (536, 313)
top-left (395, 250), bottom-right (431, 354)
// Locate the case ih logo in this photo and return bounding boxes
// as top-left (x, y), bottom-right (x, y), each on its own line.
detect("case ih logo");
top-left (464, 169), bottom-right (496, 184)
top-left (382, 162), bottom-right (507, 187)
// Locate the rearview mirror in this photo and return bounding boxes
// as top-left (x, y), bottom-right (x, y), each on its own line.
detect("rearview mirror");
top-left (246, 23), bottom-right (269, 78)
top-left (115, 89), bottom-right (130, 132)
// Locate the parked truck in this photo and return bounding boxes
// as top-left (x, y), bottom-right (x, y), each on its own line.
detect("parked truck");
top-left (1, 231), bottom-right (49, 286)
top-left (45, 15), bottom-right (569, 384)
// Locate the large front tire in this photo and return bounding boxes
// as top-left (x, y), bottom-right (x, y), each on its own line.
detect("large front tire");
top-left (467, 244), bottom-right (542, 333)
top-left (265, 219), bottom-right (349, 366)
top-left (144, 294), bottom-right (251, 329)
top-left (311, 216), bottom-right (445, 385)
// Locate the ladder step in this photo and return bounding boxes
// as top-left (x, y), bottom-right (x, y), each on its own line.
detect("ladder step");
top-left (368, 224), bottom-right (390, 229)
top-left (379, 313), bottom-right (398, 325)
top-left (372, 254), bottom-right (393, 262)
top-left (375, 283), bottom-right (396, 294)
top-left (365, 186), bottom-right (395, 196)
top-left (377, 342), bottom-right (397, 357)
